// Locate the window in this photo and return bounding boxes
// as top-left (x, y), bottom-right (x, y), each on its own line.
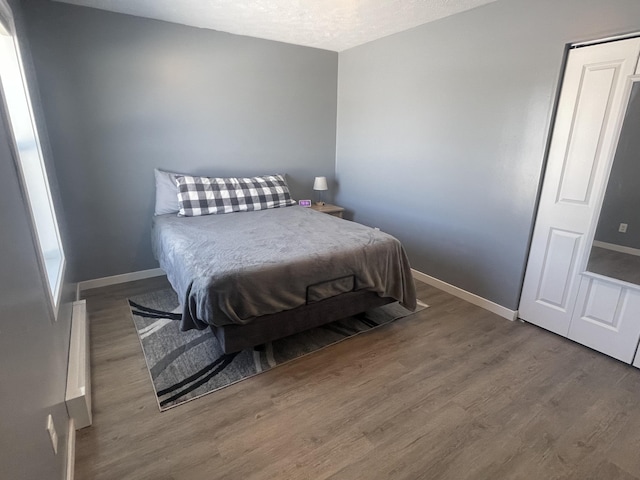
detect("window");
top-left (0, 4), bottom-right (65, 315)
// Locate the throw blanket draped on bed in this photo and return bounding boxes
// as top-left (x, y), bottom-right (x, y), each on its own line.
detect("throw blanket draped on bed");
top-left (152, 206), bottom-right (416, 330)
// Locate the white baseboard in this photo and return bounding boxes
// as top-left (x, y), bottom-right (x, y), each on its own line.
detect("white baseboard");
top-left (78, 268), bottom-right (165, 292)
top-left (592, 240), bottom-right (640, 257)
top-left (65, 418), bottom-right (75, 480)
top-left (411, 269), bottom-right (518, 321)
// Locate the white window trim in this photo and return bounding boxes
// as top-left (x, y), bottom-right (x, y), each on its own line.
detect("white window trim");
top-left (0, 0), bottom-right (66, 319)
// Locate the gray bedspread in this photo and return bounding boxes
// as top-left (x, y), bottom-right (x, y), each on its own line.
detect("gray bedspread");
top-left (152, 206), bottom-right (416, 330)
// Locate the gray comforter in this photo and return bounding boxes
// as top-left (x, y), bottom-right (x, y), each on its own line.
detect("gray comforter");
top-left (152, 206), bottom-right (416, 330)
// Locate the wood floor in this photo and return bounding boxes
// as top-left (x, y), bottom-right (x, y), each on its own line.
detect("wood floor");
top-left (77, 278), bottom-right (640, 480)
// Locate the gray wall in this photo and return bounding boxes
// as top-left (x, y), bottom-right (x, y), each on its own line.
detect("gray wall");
top-left (595, 83), bottom-right (640, 250)
top-left (21, 0), bottom-right (640, 306)
top-left (0, 1), bottom-right (74, 479)
top-left (23, 0), bottom-right (338, 282)
top-left (336, 0), bottom-right (640, 310)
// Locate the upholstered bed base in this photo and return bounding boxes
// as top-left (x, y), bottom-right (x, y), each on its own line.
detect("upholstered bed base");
top-left (210, 291), bottom-right (394, 354)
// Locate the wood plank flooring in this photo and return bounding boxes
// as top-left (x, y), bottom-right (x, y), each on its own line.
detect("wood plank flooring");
top-left (76, 278), bottom-right (640, 479)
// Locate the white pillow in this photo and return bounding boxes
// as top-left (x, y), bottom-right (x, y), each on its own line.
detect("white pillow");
top-left (154, 168), bottom-right (181, 216)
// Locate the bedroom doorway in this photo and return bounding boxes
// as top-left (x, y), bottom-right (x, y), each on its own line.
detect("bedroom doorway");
top-left (519, 36), bottom-right (640, 365)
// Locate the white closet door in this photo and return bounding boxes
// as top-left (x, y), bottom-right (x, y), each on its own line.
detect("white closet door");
top-left (519, 38), bottom-right (640, 336)
top-left (566, 72), bottom-right (640, 362)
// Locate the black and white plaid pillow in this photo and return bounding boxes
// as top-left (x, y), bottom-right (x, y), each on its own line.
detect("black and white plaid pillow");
top-left (176, 174), bottom-right (296, 216)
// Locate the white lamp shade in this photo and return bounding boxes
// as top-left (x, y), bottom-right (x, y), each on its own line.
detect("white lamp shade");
top-left (313, 176), bottom-right (328, 191)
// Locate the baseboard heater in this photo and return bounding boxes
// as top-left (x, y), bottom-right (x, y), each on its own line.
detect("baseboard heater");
top-left (65, 299), bottom-right (92, 429)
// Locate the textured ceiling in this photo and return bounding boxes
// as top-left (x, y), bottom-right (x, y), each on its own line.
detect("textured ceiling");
top-left (54, 0), bottom-right (498, 51)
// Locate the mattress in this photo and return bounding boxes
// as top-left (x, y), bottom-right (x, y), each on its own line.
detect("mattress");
top-left (152, 205), bottom-right (416, 330)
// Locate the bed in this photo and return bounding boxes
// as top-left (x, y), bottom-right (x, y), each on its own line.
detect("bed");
top-left (152, 176), bottom-right (416, 354)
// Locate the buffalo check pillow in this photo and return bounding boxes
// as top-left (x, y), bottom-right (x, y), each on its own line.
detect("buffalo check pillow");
top-left (176, 174), bottom-right (296, 216)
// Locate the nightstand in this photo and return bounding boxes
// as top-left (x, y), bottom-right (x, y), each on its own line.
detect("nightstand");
top-left (310, 203), bottom-right (345, 218)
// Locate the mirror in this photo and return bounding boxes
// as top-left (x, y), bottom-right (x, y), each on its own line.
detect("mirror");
top-left (587, 80), bottom-right (640, 285)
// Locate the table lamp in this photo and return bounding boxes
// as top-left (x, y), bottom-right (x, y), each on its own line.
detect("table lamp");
top-left (313, 176), bottom-right (328, 205)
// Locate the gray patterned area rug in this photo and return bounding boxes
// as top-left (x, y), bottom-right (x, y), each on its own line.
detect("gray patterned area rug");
top-left (129, 288), bottom-right (427, 410)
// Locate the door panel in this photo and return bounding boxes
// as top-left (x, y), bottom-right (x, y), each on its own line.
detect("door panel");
top-left (582, 280), bottom-right (623, 329)
top-left (536, 229), bottom-right (582, 310)
top-left (569, 276), bottom-right (640, 363)
top-left (519, 38), bottom-right (640, 336)
top-left (557, 64), bottom-right (618, 204)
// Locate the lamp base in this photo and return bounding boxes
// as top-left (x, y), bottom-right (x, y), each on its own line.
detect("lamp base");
top-left (315, 201), bottom-right (325, 206)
